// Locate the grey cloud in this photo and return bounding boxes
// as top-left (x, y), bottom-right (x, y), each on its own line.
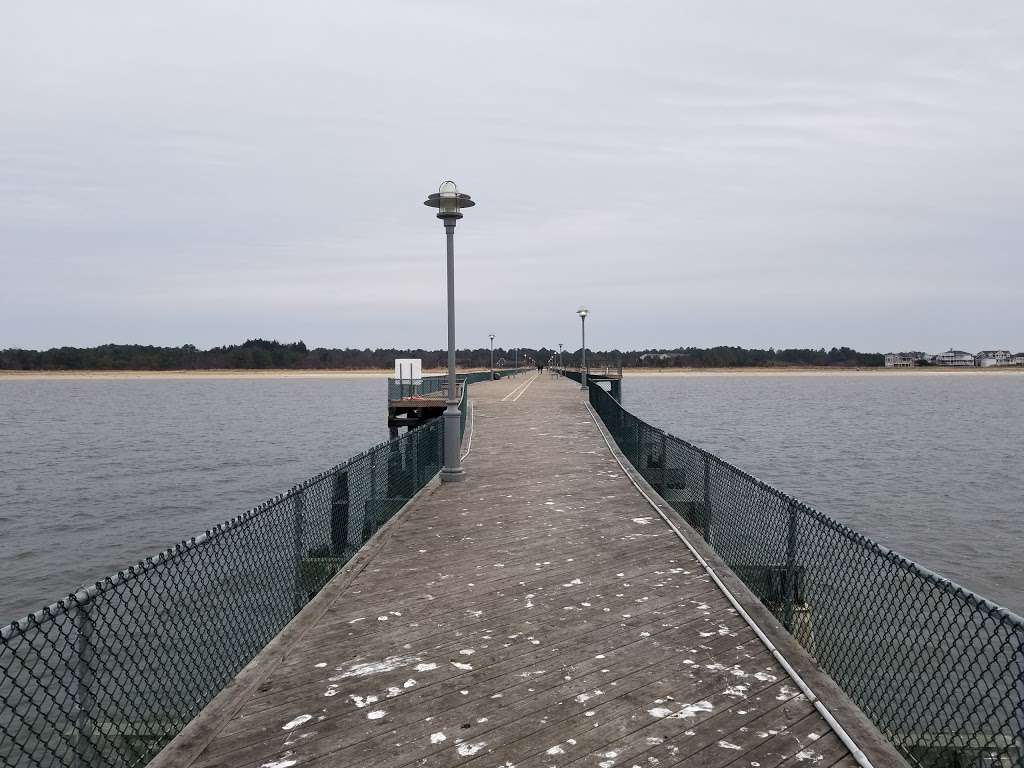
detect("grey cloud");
top-left (1, 1), bottom-right (1022, 353)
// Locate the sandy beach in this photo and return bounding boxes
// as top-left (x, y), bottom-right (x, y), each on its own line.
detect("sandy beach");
top-left (621, 367), bottom-right (1024, 377)
top-left (0, 369), bottom-right (399, 381)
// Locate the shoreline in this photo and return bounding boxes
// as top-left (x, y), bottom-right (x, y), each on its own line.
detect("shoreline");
top-left (0, 369), bottom-right (398, 381)
top-left (1, 366), bottom-right (1022, 380)
top-left (621, 367), bottom-right (1024, 377)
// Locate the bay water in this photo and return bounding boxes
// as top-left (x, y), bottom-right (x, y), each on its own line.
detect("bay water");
top-left (623, 371), bottom-right (1024, 615)
top-left (0, 376), bottom-right (386, 621)
top-left (1, 371), bottom-right (1021, 622)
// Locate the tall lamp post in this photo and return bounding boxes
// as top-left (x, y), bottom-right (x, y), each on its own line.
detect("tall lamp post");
top-left (489, 333), bottom-right (495, 379)
top-left (424, 180), bottom-right (474, 483)
top-left (577, 308), bottom-right (589, 390)
top-left (514, 347), bottom-right (518, 374)
top-left (558, 343), bottom-right (563, 370)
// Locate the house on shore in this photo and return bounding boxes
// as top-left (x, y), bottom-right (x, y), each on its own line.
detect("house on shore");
top-left (884, 348), bottom-right (1023, 368)
top-left (884, 352), bottom-right (928, 368)
top-left (933, 349), bottom-right (976, 367)
top-left (975, 350), bottom-right (1012, 367)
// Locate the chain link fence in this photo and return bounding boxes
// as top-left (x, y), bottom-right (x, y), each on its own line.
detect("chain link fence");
top-left (0, 371), bottom-right (516, 768)
top-left (582, 377), bottom-right (1023, 768)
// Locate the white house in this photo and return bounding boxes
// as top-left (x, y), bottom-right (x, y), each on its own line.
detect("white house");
top-left (884, 352), bottom-right (926, 368)
top-left (933, 349), bottom-right (975, 367)
top-left (1010, 353), bottom-right (1024, 366)
top-left (975, 350), bottom-right (1012, 367)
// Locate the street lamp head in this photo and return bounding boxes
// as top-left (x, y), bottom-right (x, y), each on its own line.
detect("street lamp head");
top-left (489, 333), bottom-right (495, 341)
top-left (577, 307), bottom-right (589, 319)
top-left (424, 180), bottom-right (475, 220)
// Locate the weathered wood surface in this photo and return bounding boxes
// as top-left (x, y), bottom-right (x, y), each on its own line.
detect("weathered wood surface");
top-left (159, 373), bottom-right (896, 768)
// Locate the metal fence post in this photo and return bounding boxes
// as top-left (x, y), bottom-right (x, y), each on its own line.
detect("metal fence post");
top-left (330, 470), bottom-right (350, 556)
top-left (657, 431), bottom-right (667, 494)
top-left (368, 451), bottom-right (378, 536)
top-left (634, 418), bottom-right (642, 467)
top-left (703, 454), bottom-right (713, 546)
top-left (387, 438), bottom-right (403, 499)
top-left (293, 487), bottom-right (306, 614)
top-left (412, 430), bottom-right (420, 488)
top-left (1016, 628), bottom-right (1023, 761)
top-left (73, 599), bottom-right (97, 768)
top-left (783, 501), bottom-right (799, 632)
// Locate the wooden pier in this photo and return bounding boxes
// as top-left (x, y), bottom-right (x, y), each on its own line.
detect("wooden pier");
top-left (152, 374), bottom-right (904, 768)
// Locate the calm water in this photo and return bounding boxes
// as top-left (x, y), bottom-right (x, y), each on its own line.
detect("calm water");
top-left (0, 377), bottom-right (386, 621)
top-left (2, 373), bottom-right (1022, 623)
top-left (624, 372), bottom-right (1024, 615)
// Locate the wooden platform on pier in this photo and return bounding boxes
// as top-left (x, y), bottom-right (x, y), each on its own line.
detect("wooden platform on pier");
top-left (153, 374), bottom-right (903, 768)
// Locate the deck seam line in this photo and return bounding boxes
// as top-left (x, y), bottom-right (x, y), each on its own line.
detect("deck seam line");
top-left (511, 371), bottom-right (539, 401)
top-left (499, 373), bottom-right (536, 402)
top-left (583, 397), bottom-right (875, 768)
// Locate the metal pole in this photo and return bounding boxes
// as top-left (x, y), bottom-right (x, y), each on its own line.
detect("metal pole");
top-left (489, 336), bottom-right (494, 380)
top-left (580, 316), bottom-right (588, 390)
top-left (441, 221), bottom-right (464, 482)
top-left (703, 453), bottom-right (713, 545)
top-left (293, 487), bottom-right (305, 613)
top-left (514, 347), bottom-right (518, 375)
top-left (559, 343), bottom-right (563, 369)
top-left (784, 501), bottom-right (799, 632)
top-left (73, 600), bottom-right (96, 768)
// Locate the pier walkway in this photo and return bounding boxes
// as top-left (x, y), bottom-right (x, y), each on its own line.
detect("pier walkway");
top-left (153, 375), bottom-right (901, 768)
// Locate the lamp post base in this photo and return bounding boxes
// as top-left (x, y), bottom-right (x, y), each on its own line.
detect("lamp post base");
top-left (441, 403), bottom-right (465, 482)
top-left (440, 466), bottom-right (466, 483)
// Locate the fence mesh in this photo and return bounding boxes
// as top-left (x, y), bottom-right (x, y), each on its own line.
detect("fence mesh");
top-left (582, 377), bottom-right (1023, 768)
top-left (0, 371), bottom-right (521, 768)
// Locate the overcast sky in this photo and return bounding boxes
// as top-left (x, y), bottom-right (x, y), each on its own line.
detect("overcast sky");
top-left (2, 2), bottom-right (1022, 353)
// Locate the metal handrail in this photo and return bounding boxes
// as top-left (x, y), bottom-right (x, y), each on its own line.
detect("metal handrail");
top-left (575, 373), bottom-right (1024, 768)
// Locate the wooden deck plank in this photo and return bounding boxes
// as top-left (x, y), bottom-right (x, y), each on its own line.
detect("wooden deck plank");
top-left (157, 374), bottom-right (899, 768)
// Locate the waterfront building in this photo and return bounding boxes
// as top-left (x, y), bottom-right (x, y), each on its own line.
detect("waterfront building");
top-left (1010, 353), bottom-right (1024, 366)
top-left (638, 352), bottom-right (690, 365)
top-left (884, 352), bottom-right (927, 368)
top-left (934, 349), bottom-right (976, 367)
top-left (975, 350), bottom-right (1012, 367)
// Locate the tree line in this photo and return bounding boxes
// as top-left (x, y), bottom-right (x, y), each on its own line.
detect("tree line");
top-left (0, 339), bottom-right (884, 370)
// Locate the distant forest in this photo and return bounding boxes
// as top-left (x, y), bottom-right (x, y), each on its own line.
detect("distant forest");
top-left (0, 339), bottom-right (884, 370)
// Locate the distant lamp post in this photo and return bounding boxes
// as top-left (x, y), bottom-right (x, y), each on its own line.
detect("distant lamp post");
top-left (577, 308), bottom-right (589, 390)
top-left (424, 180), bottom-right (475, 483)
top-left (489, 334), bottom-right (495, 379)
top-left (558, 343), bottom-right (563, 369)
